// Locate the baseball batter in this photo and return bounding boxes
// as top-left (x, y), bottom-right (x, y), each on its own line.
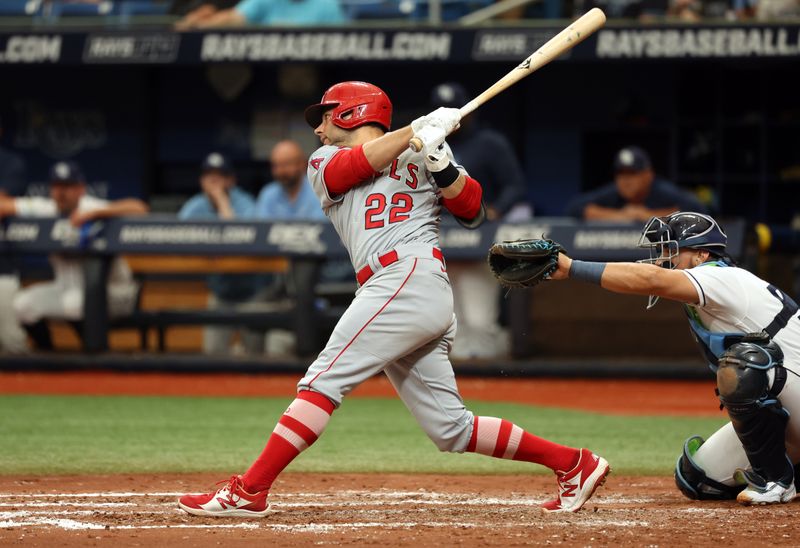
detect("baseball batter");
top-left (179, 81), bottom-right (609, 517)
top-left (547, 212), bottom-right (800, 505)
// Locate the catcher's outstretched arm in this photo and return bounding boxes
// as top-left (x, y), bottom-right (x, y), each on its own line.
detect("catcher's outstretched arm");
top-left (554, 253), bottom-right (700, 305)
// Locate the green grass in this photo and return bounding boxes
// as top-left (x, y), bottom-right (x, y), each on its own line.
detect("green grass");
top-left (0, 395), bottom-right (727, 476)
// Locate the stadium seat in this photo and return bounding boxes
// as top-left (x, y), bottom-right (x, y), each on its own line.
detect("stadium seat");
top-left (0, 0), bottom-right (42, 16)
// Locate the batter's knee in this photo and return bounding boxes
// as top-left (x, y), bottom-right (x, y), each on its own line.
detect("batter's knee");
top-left (425, 410), bottom-right (474, 453)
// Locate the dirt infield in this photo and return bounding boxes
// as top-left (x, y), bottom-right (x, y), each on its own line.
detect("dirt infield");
top-left (2, 473), bottom-right (799, 547)
top-left (6, 372), bottom-right (792, 546)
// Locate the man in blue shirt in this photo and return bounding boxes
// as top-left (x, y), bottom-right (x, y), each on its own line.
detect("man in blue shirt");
top-left (566, 146), bottom-right (708, 220)
top-left (253, 140), bottom-right (327, 357)
top-left (255, 140), bottom-right (324, 220)
top-left (181, 0), bottom-right (346, 28)
top-left (178, 152), bottom-right (264, 356)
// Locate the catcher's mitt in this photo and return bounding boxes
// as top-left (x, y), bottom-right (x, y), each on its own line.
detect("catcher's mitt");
top-left (487, 238), bottom-right (564, 288)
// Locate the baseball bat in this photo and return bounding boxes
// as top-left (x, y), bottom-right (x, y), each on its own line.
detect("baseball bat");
top-left (409, 7), bottom-right (606, 152)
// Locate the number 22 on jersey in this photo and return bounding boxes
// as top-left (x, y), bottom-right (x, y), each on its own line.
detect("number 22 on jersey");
top-left (363, 159), bottom-right (419, 230)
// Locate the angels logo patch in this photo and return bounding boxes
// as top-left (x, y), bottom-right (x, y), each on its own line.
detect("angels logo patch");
top-left (310, 157), bottom-right (323, 170)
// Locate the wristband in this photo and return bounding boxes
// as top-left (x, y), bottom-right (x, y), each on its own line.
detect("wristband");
top-left (431, 163), bottom-right (460, 188)
top-left (569, 260), bottom-right (606, 285)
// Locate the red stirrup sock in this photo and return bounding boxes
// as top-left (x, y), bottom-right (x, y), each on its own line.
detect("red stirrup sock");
top-left (467, 416), bottom-right (580, 473)
top-left (241, 390), bottom-right (335, 493)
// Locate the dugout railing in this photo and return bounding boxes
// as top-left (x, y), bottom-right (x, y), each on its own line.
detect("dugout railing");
top-left (1, 216), bottom-right (748, 360)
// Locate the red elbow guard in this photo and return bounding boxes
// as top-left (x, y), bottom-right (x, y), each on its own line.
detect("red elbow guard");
top-left (323, 145), bottom-right (376, 194)
top-left (442, 176), bottom-right (483, 220)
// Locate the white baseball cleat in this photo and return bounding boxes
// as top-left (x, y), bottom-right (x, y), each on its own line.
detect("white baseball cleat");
top-left (736, 471), bottom-right (796, 506)
top-left (541, 448), bottom-right (610, 513)
top-left (179, 475), bottom-right (270, 517)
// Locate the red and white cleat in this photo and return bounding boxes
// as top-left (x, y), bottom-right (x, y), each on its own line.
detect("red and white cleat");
top-left (179, 475), bottom-right (270, 518)
top-left (541, 449), bottom-right (610, 513)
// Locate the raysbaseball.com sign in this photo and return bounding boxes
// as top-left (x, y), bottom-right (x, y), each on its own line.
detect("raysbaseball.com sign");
top-left (596, 27), bottom-right (800, 58)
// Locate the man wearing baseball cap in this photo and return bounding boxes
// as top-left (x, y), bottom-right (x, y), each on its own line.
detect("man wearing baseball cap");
top-left (566, 145), bottom-right (707, 221)
top-left (0, 160), bottom-right (148, 350)
top-left (178, 152), bottom-right (264, 356)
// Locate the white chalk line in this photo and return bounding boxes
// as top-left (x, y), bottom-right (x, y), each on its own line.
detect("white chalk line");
top-left (0, 489), bottom-right (658, 532)
top-left (0, 514), bottom-right (650, 533)
top-left (0, 490), bottom-right (653, 506)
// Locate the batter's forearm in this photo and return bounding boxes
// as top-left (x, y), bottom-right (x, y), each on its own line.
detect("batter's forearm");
top-left (362, 127), bottom-right (414, 171)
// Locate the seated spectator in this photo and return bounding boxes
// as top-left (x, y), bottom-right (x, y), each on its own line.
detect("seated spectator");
top-left (0, 118), bottom-right (28, 353)
top-left (255, 140), bottom-right (324, 220)
top-left (253, 140), bottom-right (325, 356)
top-left (178, 152), bottom-right (266, 356)
top-left (177, 0), bottom-right (346, 28)
top-left (0, 161), bottom-right (147, 351)
top-left (171, 0), bottom-right (239, 29)
top-left (565, 145), bottom-right (708, 221)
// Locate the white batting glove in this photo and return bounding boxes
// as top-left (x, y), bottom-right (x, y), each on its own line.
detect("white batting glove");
top-left (425, 107), bottom-right (461, 135)
top-left (424, 142), bottom-right (450, 173)
top-left (414, 125), bottom-right (446, 155)
top-left (410, 114), bottom-right (430, 135)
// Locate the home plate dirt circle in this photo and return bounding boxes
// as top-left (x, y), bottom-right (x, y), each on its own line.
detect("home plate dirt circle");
top-left (2, 473), bottom-right (799, 547)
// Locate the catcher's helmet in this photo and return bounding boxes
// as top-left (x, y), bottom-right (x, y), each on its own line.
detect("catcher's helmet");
top-left (637, 212), bottom-right (728, 308)
top-left (304, 81), bottom-right (392, 131)
top-left (639, 212), bottom-right (727, 263)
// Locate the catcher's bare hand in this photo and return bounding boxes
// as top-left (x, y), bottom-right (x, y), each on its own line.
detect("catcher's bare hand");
top-left (548, 252), bottom-right (572, 281)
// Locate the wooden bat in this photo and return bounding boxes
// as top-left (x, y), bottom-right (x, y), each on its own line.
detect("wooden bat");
top-left (409, 8), bottom-right (606, 152)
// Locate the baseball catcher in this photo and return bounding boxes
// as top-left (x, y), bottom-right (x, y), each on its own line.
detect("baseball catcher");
top-left (494, 212), bottom-right (800, 506)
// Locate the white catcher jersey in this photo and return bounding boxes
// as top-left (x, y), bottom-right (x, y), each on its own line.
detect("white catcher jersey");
top-left (308, 144), bottom-right (463, 270)
top-left (682, 263), bottom-right (800, 369)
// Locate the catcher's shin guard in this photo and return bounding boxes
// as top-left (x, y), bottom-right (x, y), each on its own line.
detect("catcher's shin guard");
top-left (716, 339), bottom-right (794, 486)
top-left (674, 435), bottom-right (743, 500)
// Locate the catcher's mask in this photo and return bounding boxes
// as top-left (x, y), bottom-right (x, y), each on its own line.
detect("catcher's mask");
top-left (636, 212), bottom-right (728, 309)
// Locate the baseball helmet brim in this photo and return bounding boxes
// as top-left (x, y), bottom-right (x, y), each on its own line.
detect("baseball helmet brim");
top-left (304, 102), bottom-right (338, 129)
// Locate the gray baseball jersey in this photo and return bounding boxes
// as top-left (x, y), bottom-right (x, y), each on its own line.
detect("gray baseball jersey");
top-left (296, 143), bottom-right (475, 452)
top-left (682, 264), bottom-right (800, 485)
top-left (307, 144), bottom-right (446, 270)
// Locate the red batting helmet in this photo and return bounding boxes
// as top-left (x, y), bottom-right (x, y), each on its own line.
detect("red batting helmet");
top-left (304, 81), bottom-right (392, 131)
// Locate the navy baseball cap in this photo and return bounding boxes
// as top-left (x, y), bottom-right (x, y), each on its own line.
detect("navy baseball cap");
top-left (201, 152), bottom-right (233, 174)
top-left (614, 146), bottom-right (652, 173)
top-left (49, 161), bottom-right (85, 184)
top-left (431, 82), bottom-right (468, 108)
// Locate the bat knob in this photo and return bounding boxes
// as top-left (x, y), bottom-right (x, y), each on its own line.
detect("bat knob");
top-left (408, 137), bottom-right (423, 152)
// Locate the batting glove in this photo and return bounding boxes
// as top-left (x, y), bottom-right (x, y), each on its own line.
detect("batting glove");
top-left (414, 125), bottom-right (447, 155)
top-left (424, 142), bottom-right (450, 172)
top-left (410, 114), bottom-right (430, 135)
top-left (425, 107), bottom-right (461, 135)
